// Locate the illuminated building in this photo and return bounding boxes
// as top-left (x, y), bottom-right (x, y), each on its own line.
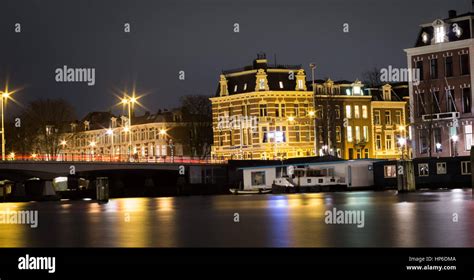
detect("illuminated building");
top-left (60, 110), bottom-right (188, 161)
top-left (405, 9), bottom-right (474, 158)
top-left (210, 54), bottom-right (315, 160)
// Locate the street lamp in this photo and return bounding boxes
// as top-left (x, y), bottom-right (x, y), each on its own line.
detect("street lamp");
top-left (121, 95), bottom-right (138, 161)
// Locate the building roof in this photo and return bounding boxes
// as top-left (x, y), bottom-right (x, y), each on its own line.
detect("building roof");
top-left (414, 10), bottom-right (473, 47)
top-left (216, 54), bottom-right (303, 96)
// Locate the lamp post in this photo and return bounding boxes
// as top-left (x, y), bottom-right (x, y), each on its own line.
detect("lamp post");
top-left (309, 63), bottom-right (316, 156)
top-left (121, 96), bottom-right (137, 161)
top-left (0, 90), bottom-right (11, 161)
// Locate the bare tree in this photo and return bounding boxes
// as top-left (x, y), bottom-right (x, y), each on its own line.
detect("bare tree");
top-left (363, 67), bottom-right (382, 88)
top-left (7, 98), bottom-right (76, 158)
top-left (179, 95), bottom-right (213, 159)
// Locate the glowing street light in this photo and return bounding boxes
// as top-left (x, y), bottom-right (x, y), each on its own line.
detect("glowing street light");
top-left (288, 116), bottom-right (295, 122)
top-left (1, 88), bottom-right (12, 160)
top-left (308, 111), bottom-right (315, 117)
top-left (159, 128), bottom-right (167, 136)
top-left (398, 137), bottom-right (407, 146)
top-left (106, 128), bottom-right (113, 135)
top-left (8, 152), bottom-right (15, 160)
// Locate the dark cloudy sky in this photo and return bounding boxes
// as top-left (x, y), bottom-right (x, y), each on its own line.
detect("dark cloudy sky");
top-left (0, 0), bottom-right (469, 118)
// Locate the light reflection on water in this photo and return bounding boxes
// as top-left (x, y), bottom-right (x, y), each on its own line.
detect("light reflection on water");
top-left (0, 190), bottom-right (473, 247)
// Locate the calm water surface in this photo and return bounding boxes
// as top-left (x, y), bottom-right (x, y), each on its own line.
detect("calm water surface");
top-left (0, 190), bottom-right (473, 247)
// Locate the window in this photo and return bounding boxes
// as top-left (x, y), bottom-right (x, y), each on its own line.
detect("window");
top-left (354, 105), bottom-right (360, 118)
top-left (298, 80), bottom-right (304, 89)
top-left (418, 163), bottom-right (429, 176)
top-left (463, 88), bottom-right (471, 113)
top-left (345, 105), bottom-right (352, 118)
top-left (430, 58), bottom-right (438, 79)
top-left (445, 56), bottom-right (453, 77)
top-left (385, 111), bottom-right (391, 125)
top-left (465, 125), bottom-right (472, 151)
top-left (261, 127), bottom-right (270, 143)
top-left (363, 126), bottom-right (369, 141)
top-left (275, 104), bottom-right (280, 117)
top-left (336, 126), bottom-right (341, 142)
top-left (434, 128), bottom-right (442, 152)
top-left (243, 83), bottom-right (247, 91)
top-left (436, 162), bottom-right (447, 174)
top-left (419, 133), bottom-right (428, 154)
top-left (295, 126), bottom-right (300, 142)
top-left (395, 111), bottom-right (402, 125)
top-left (460, 54), bottom-right (470, 75)
top-left (347, 126), bottom-right (353, 142)
top-left (259, 79), bottom-right (265, 90)
top-left (376, 134), bottom-right (382, 150)
top-left (434, 25), bottom-right (445, 43)
top-left (362, 105), bottom-right (368, 119)
top-left (385, 134), bottom-right (392, 150)
top-left (364, 149), bottom-right (369, 159)
top-left (234, 85), bottom-right (238, 92)
top-left (384, 165), bottom-right (396, 178)
top-left (447, 89), bottom-right (456, 112)
top-left (356, 149), bottom-right (361, 159)
top-left (259, 104), bottom-right (267, 117)
top-left (348, 148), bottom-right (354, 159)
top-left (461, 161), bottom-right (471, 175)
top-left (355, 126), bottom-right (360, 142)
top-left (251, 171), bottom-right (266, 186)
top-left (294, 104), bottom-right (299, 116)
top-left (279, 81), bottom-right (284, 89)
top-left (335, 105), bottom-right (341, 119)
top-left (280, 104), bottom-right (286, 117)
top-left (433, 90), bottom-right (441, 113)
top-left (416, 61), bottom-right (424, 81)
top-left (374, 110), bottom-right (381, 125)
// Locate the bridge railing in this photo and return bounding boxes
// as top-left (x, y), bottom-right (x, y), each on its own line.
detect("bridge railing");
top-left (3, 153), bottom-right (227, 165)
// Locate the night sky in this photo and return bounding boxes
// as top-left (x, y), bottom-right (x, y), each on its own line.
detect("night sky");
top-left (0, 0), bottom-right (469, 118)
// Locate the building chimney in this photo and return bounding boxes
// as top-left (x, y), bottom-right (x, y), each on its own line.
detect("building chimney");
top-left (448, 10), bottom-right (457, 18)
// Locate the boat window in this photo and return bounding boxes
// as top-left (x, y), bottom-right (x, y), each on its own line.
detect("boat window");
top-left (318, 178), bottom-right (323, 183)
top-left (251, 171), bottom-right (266, 186)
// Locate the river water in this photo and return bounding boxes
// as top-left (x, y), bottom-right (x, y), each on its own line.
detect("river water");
top-left (0, 189), bottom-right (473, 247)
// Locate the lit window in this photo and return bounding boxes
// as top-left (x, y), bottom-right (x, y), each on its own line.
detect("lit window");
top-left (259, 79), bottom-right (265, 90)
top-left (362, 105), bottom-right (368, 119)
top-left (243, 83), bottom-right (247, 91)
top-left (355, 126), bottom-right (360, 142)
top-left (421, 32), bottom-right (429, 43)
top-left (353, 86), bottom-right (361, 95)
top-left (465, 125), bottom-right (472, 151)
top-left (234, 85), bottom-right (238, 92)
top-left (347, 126), bottom-right (353, 142)
top-left (298, 80), bottom-right (303, 89)
top-left (434, 25), bottom-right (445, 43)
top-left (345, 105), bottom-right (352, 118)
top-left (363, 126), bottom-right (369, 141)
top-left (436, 162), bottom-right (447, 174)
top-left (345, 89), bottom-right (351, 95)
top-left (354, 105), bottom-right (360, 118)
top-left (279, 81), bottom-right (284, 89)
top-left (418, 163), bottom-right (429, 176)
top-left (384, 165), bottom-right (396, 178)
top-left (374, 110), bottom-right (381, 125)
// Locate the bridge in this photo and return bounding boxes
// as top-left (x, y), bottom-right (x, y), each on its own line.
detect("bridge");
top-left (0, 160), bottom-right (229, 201)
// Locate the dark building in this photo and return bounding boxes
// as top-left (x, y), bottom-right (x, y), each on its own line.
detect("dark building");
top-left (405, 9), bottom-right (474, 158)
